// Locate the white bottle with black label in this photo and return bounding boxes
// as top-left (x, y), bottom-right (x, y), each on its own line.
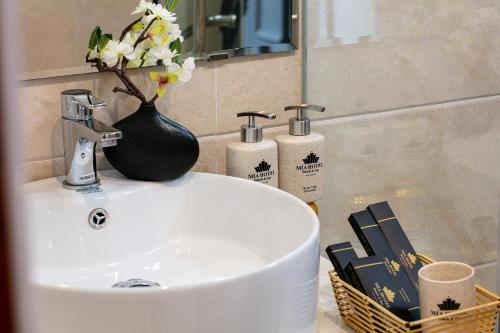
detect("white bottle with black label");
top-left (226, 111), bottom-right (278, 188)
top-left (275, 104), bottom-right (326, 207)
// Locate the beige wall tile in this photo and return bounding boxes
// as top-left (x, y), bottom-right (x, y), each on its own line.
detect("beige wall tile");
top-left (316, 96), bottom-right (500, 266)
top-left (474, 262), bottom-right (496, 292)
top-left (306, 0), bottom-right (500, 119)
top-left (23, 131), bottom-right (223, 182)
top-left (216, 52), bottom-right (302, 134)
top-left (19, 60), bottom-right (217, 163)
top-left (20, 45), bottom-right (300, 177)
top-left (23, 153), bottom-right (112, 183)
top-left (19, 76), bottom-right (95, 161)
top-left (192, 136), bottom-right (219, 174)
top-left (24, 134), bottom-right (220, 183)
top-left (93, 61), bottom-right (217, 137)
top-left (23, 158), bottom-right (65, 183)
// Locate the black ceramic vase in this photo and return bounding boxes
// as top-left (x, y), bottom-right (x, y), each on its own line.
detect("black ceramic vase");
top-left (103, 103), bottom-right (199, 181)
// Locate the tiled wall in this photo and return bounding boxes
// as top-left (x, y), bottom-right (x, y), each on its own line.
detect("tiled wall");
top-left (20, 51), bottom-right (302, 181)
top-left (306, 0), bottom-right (500, 291)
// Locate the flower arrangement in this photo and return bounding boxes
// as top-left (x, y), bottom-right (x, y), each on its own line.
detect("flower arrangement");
top-left (86, 0), bottom-right (195, 105)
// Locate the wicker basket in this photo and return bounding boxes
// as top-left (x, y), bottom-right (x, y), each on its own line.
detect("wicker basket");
top-left (329, 253), bottom-right (500, 333)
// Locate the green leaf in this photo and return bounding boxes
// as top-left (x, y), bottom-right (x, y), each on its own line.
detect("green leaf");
top-left (170, 38), bottom-right (182, 56)
top-left (164, 0), bottom-right (178, 11)
top-left (88, 26), bottom-right (102, 50)
top-left (98, 34), bottom-right (112, 52)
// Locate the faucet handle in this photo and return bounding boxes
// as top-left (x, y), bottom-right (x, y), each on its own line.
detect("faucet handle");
top-left (61, 89), bottom-right (107, 120)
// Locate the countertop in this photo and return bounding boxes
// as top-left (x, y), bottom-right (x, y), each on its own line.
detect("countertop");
top-left (316, 257), bottom-right (352, 333)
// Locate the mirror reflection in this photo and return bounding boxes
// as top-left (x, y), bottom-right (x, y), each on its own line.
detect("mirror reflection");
top-left (20, 0), bottom-right (297, 80)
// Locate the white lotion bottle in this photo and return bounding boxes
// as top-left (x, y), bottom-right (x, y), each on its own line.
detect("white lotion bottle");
top-left (275, 104), bottom-right (326, 212)
top-left (226, 111), bottom-right (279, 188)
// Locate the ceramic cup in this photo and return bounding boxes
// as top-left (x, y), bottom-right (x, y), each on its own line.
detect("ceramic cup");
top-left (418, 262), bottom-right (476, 330)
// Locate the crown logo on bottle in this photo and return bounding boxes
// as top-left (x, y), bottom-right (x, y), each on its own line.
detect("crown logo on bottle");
top-left (303, 152), bottom-right (320, 164)
top-left (391, 260), bottom-right (401, 272)
top-left (255, 160), bottom-right (272, 173)
top-left (383, 287), bottom-right (396, 303)
top-left (437, 298), bottom-right (461, 311)
top-left (407, 253), bottom-right (417, 265)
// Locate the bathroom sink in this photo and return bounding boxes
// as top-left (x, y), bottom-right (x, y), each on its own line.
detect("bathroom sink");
top-left (23, 171), bottom-right (320, 333)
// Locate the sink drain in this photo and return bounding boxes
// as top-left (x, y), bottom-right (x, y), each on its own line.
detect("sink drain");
top-left (112, 279), bottom-right (161, 288)
top-left (88, 208), bottom-right (109, 230)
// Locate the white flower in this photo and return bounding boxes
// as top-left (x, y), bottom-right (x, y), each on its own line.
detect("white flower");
top-left (142, 14), bottom-right (155, 25)
top-left (88, 46), bottom-right (99, 60)
top-left (102, 39), bottom-right (136, 67)
top-left (167, 23), bottom-right (183, 42)
top-left (142, 3), bottom-right (177, 24)
top-left (131, 0), bottom-right (154, 15)
top-left (150, 3), bottom-right (177, 22)
top-left (168, 57), bottom-right (195, 83)
top-left (124, 31), bottom-right (138, 45)
top-left (126, 41), bottom-right (148, 68)
top-left (147, 20), bottom-right (182, 46)
top-left (183, 57), bottom-right (196, 71)
top-left (149, 45), bottom-right (176, 66)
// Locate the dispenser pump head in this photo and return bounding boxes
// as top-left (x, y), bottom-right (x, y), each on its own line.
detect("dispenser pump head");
top-left (237, 111), bottom-right (277, 143)
top-left (284, 104), bottom-right (326, 136)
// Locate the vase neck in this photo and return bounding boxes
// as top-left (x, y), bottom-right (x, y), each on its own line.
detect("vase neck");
top-left (139, 103), bottom-right (157, 113)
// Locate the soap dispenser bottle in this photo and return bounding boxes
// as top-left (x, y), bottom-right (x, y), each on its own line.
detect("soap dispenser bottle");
top-left (226, 111), bottom-right (279, 188)
top-left (275, 104), bottom-right (326, 209)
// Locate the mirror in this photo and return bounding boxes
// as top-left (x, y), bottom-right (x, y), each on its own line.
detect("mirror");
top-left (19, 0), bottom-right (298, 80)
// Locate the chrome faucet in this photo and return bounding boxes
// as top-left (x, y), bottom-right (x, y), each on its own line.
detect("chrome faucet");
top-left (61, 89), bottom-right (122, 190)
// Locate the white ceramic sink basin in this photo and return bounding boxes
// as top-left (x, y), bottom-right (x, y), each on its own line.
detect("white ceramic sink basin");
top-left (23, 171), bottom-right (320, 333)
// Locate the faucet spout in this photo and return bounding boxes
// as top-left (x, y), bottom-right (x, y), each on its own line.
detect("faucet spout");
top-left (72, 119), bottom-right (123, 147)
